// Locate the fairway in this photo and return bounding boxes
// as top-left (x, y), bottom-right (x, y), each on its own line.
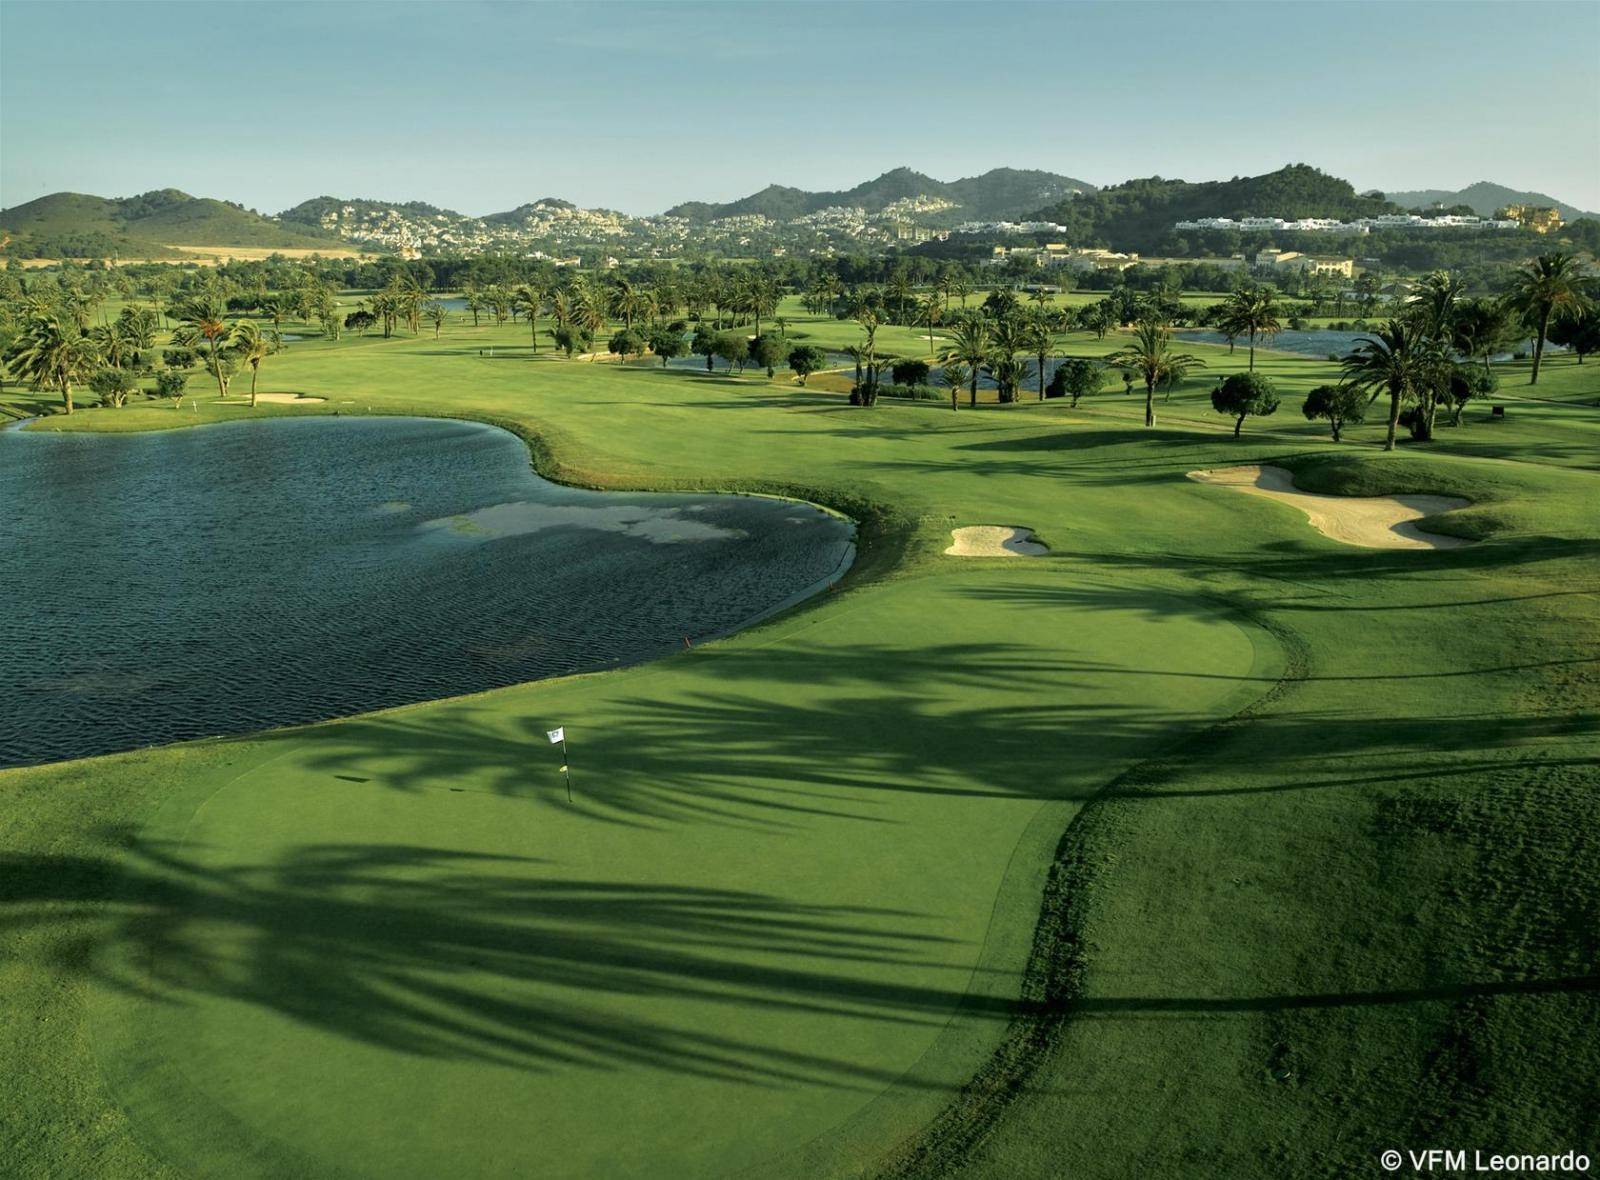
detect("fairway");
top-left (68, 571), bottom-right (1261, 1179)
top-left (3, 299), bottom-right (1597, 1179)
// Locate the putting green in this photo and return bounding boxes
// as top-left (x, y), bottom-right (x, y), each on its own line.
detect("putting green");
top-left (84, 569), bottom-right (1265, 1179)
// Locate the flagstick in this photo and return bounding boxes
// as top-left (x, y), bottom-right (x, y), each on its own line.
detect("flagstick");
top-left (561, 735), bottom-right (572, 803)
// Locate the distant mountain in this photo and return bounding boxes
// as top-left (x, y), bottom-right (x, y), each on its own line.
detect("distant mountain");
top-left (1383, 181), bottom-right (1599, 222)
top-left (664, 167), bottom-right (1097, 223)
top-left (0, 189), bottom-right (345, 259)
top-left (1020, 164), bottom-right (1400, 252)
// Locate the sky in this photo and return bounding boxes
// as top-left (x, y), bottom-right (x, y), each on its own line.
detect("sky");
top-left (3, 0), bottom-right (1598, 216)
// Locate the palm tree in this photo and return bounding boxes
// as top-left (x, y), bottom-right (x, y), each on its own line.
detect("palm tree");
top-left (854, 308), bottom-right (881, 404)
top-left (938, 362), bottom-right (970, 413)
top-left (233, 321), bottom-right (273, 408)
top-left (463, 286), bottom-right (483, 328)
top-left (172, 298), bottom-right (236, 400)
top-left (941, 317), bottom-right (990, 408)
top-left (1407, 269), bottom-right (1466, 344)
top-left (986, 316), bottom-right (1030, 404)
top-left (919, 294), bottom-right (943, 358)
top-left (1103, 321), bottom-right (1204, 428)
top-left (1020, 312), bottom-right (1055, 401)
top-left (1217, 286), bottom-right (1281, 371)
top-left (425, 301), bottom-right (448, 339)
top-left (1503, 251), bottom-right (1594, 385)
top-left (513, 284), bottom-right (547, 350)
top-left (3, 312), bottom-right (98, 414)
top-left (1340, 318), bottom-right (1428, 451)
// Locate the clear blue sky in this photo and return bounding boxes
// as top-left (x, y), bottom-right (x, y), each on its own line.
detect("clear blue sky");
top-left (3, 0), bottom-right (1597, 216)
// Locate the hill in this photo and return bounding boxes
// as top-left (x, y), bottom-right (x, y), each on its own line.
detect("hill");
top-left (663, 166), bottom-right (1097, 223)
top-left (1020, 164), bottom-right (1400, 251)
top-left (1383, 180), bottom-right (1599, 221)
top-left (0, 189), bottom-right (346, 259)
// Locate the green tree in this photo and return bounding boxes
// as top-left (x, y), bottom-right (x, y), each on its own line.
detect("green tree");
top-left (1503, 251), bottom-right (1593, 385)
top-left (1103, 322), bottom-right (1205, 428)
top-left (1050, 357), bottom-right (1106, 407)
top-left (155, 366), bottom-right (188, 408)
top-left (690, 324), bottom-right (718, 371)
top-left (648, 325), bottom-right (687, 367)
top-left (607, 328), bottom-right (646, 361)
top-left (89, 366), bottom-right (138, 408)
top-left (1451, 297), bottom-right (1520, 374)
top-left (714, 331), bottom-right (749, 373)
top-left (750, 332), bottom-right (785, 378)
top-left (1210, 371), bottom-right (1281, 437)
top-left (425, 301), bottom-right (447, 339)
top-left (787, 344), bottom-right (827, 386)
top-left (1301, 383), bottom-right (1366, 441)
top-left (1547, 307), bottom-right (1600, 365)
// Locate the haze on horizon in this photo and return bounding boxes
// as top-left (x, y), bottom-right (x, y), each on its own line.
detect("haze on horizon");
top-left (2, 0), bottom-right (1597, 217)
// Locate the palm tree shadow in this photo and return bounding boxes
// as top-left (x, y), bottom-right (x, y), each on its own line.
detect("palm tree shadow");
top-left (5, 836), bottom-right (1000, 1088)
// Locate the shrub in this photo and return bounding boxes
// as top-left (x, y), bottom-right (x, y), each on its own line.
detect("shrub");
top-left (878, 383), bottom-right (943, 401)
top-left (890, 359), bottom-right (930, 386)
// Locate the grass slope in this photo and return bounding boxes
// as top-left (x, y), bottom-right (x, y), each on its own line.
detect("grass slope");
top-left (2, 306), bottom-right (1596, 1179)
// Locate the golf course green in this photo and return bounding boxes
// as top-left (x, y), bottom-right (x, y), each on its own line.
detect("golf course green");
top-left (3, 304), bottom-right (1596, 1178)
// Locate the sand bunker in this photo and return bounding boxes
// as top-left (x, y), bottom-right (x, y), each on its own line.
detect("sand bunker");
top-left (1187, 465), bottom-right (1469, 550)
top-left (251, 393), bottom-right (326, 404)
top-left (945, 526), bottom-right (1048, 557)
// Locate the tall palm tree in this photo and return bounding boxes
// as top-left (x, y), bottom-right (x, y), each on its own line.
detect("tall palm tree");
top-left (1503, 251), bottom-right (1594, 385)
top-left (233, 321), bottom-right (273, 408)
top-left (1020, 312), bottom-right (1055, 401)
top-left (3, 312), bottom-right (98, 414)
top-left (941, 317), bottom-right (990, 408)
top-left (1340, 318), bottom-right (1428, 451)
top-left (919, 294), bottom-right (943, 358)
top-left (1103, 321), bottom-right (1204, 428)
top-left (172, 297), bottom-right (236, 400)
top-left (854, 308), bottom-right (881, 404)
top-left (513, 283), bottom-right (547, 350)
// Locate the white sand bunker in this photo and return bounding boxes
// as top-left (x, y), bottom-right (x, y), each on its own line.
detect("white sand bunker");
top-left (1187, 465), bottom-right (1468, 550)
top-left (945, 525), bottom-right (1048, 557)
top-left (252, 393), bottom-right (326, 404)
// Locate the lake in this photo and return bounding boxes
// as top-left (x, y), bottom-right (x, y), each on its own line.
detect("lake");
top-left (0, 417), bottom-right (853, 768)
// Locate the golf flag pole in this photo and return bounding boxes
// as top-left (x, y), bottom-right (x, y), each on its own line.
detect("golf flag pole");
top-left (547, 726), bottom-right (570, 801)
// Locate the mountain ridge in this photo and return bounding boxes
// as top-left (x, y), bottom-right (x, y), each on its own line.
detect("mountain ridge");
top-left (1382, 180), bottom-right (1599, 222)
top-left (0, 189), bottom-right (345, 258)
top-left (663, 166), bottom-right (1098, 223)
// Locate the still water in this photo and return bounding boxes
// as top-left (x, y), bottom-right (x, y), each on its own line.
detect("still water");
top-left (0, 416), bottom-right (853, 767)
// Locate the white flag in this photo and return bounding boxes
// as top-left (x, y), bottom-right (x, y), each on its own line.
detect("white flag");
top-left (546, 727), bottom-right (564, 744)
